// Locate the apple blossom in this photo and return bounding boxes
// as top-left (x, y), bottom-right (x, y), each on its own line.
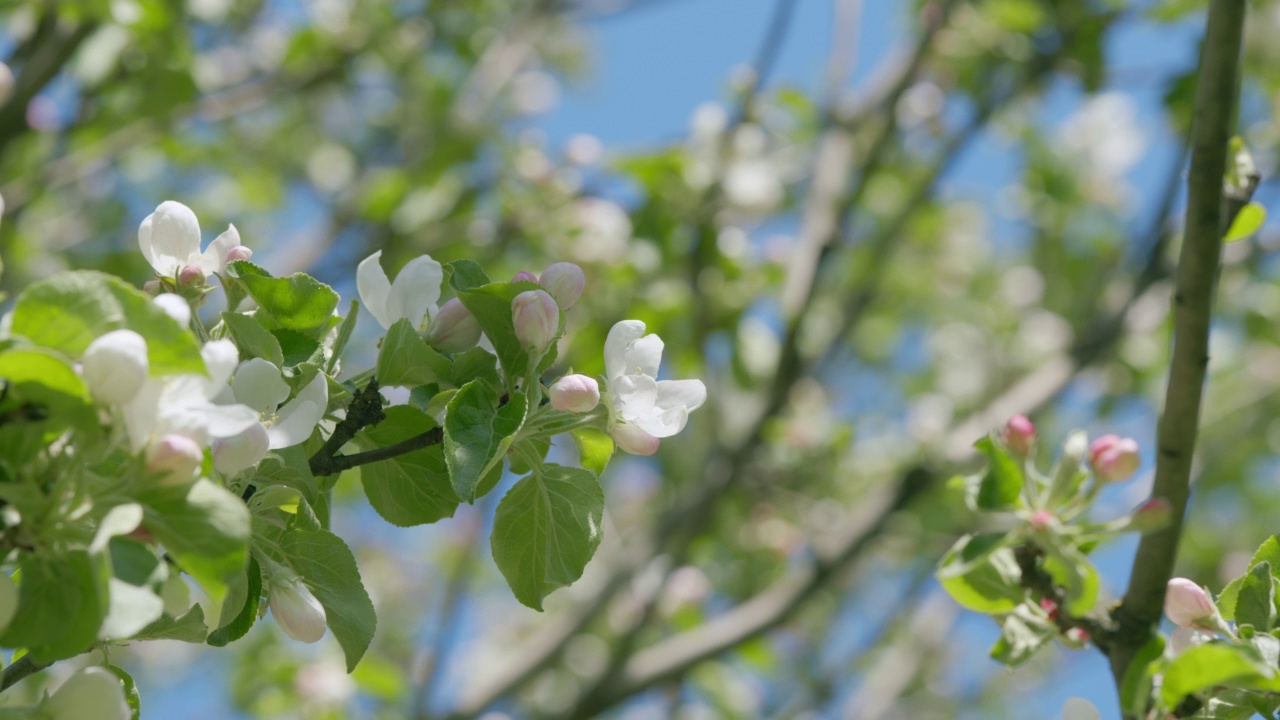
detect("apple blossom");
top-left (549, 374), bottom-right (599, 413)
top-left (270, 577), bottom-right (328, 643)
top-left (1090, 434), bottom-right (1140, 482)
top-left (1165, 577), bottom-right (1217, 627)
top-left (1002, 414), bottom-right (1035, 455)
top-left (230, 360), bottom-right (329, 449)
top-left (603, 320), bottom-right (706, 440)
top-left (610, 421), bottom-right (660, 456)
top-left (154, 292), bottom-right (192, 326)
top-left (178, 263), bottom-right (206, 287)
top-left (138, 200), bottom-right (246, 277)
top-left (512, 270), bottom-right (538, 283)
top-left (357, 249), bottom-right (443, 330)
top-left (82, 329), bottom-right (149, 405)
top-left (1168, 626), bottom-right (1216, 657)
top-left (212, 421), bottom-right (270, 475)
top-left (42, 667), bottom-right (130, 720)
top-left (512, 290), bottom-right (559, 350)
top-left (539, 262), bottom-right (585, 309)
top-left (146, 433), bottom-right (203, 485)
top-left (426, 297), bottom-right (482, 353)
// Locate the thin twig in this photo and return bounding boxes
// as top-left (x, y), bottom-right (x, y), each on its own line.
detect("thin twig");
top-left (308, 379), bottom-right (387, 477)
top-left (0, 655), bottom-right (46, 692)
top-left (1108, 0), bottom-right (1249, 698)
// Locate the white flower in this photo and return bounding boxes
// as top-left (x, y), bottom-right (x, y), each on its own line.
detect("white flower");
top-left (123, 339), bottom-right (260, 450)
top-left (43, 667), bottom-right (130, 720)
top-left (230, 359), bottom-right (329, 449)
top-left (604, 320), bottom-right (706, 439)
top-left (138, 200), bottom-right (246, 277)
top-left (153, 293), bottom-right (192, 326)
top-left (211, 422), bottom-right (270, 476)
top-left (1168, 626), bottom-right (1216, 657)
top-left (356, 250), bottom-right (443, 330)
top-left (82, 329), bottom-right (149, 405)
top-left (270, 577), bottom-right (327, 643)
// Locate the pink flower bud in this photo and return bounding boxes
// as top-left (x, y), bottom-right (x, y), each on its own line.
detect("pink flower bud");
top-left (270, 577), bottom-right (327, 643)
top-left (1002, 415), bottom-right (1036, 455)
top-left (1090, 434), bottom-right (1140, 483)
top-left (146, 434), bottom-right (203, 485)
top-left (511, 289), bottom-right (559, 350)
top-left (142, 279), bottom-right (163, 296)
top-left (82, 329), bottom-right (149, 405)
top-left (178, 264), bottom-right (206, 287)
top-left (1065, 627), bottom-right (1089, 646)
top-left (539, 262), bottom-right (586, 309)
top-left (425, 297), bottom-right (482, 353)
top-left (44, 667), bottom-right (131, 720)
top-left (549, 374), bottom-right (600, 413)
top-left (1165, 577), bottom-right (1217, 627)
top-left (212, 422), bottom-right (270, 476)
top-left (611, 422), bottom-right (660, 456)
top-left (512, 270), bottom-right (539, 283)
top-left (1029, 509), bottom-right (1055, 531)
top-left (1039, 597), bottom-right (1058, 621)
top-left (225, 245), bottom-right (253, 263)
top-left (1129, 497), bottom-right (1173, 533)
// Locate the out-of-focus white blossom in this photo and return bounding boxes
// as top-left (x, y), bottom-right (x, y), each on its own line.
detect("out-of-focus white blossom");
top-left (270, 577), bottom-right (328, 643)
top-left (603, 320), bottom-right (706, 447)
top-left (82, 329), bottom-right (149, 405)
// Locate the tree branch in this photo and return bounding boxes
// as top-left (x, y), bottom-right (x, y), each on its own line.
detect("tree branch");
top-left (308, 378), bottom-right (387, 477)
top-left (0, 655), bottom-right (46, 692)
top-left (1108, 0), bottom-right (1248, 696)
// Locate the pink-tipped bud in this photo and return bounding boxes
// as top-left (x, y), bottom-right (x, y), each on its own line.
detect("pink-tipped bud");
top-left (146, 434), bottom-right (203, 485)
top-left (511, 289), bottom-right (559, 350)
top-left (1089, 434), bottom-right (1140, 483)
top-left (1039, 597), bottom-right (1059, 621)
top-left (142, 279), bottom-right (163, 296)
top-left (178, 264), bottom-right (206, 287)
top-left (1002, 415), bottom-right (1036, 455)
top-left (1064, 627), bottom-right (1089, 647)
top-left (1029, 509), bottom-right (1055, 531)
top-left (1129, 498), bottom-right (1173, 534)
top-left (1165, 577), bottom-right (1217, 627)
top-left (539, 262), bottom-right (586, 309)
top-left (212, 422), bottom-right (270, 476)
top-left (425, 297), bottom-right (482, 353)
top-left (611, 422), bottom-right (660, 456)
top-left (225, 245), bottom-right (253, 263)
top-left (549, 374), bottom-right (600, 413)
top-left (512, 270), bottom-right (539, 283)
top-left (82, 329), bottom-right (149, 405)
top-left (270, 577), bottom-right (327, 643)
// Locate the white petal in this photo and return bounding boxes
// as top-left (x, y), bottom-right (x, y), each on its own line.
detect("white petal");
top-left (357, 251), bottom-right (394, 329)
top-left (387, 254), bottom-right (443, 329)
top-left (153, 293), bottom-right (191, 326)
top-left (232, 358), bottom-right (290, 413)
top-left (630, 404), bottom-right (689, 438)
top-left (624, 334), bottom-right (663, 379)
top-left (200, 402), bottom-right (262, 438)
top-left (199, 224), bottom-right (241, 274)
top-left (144, 201), bottom-right (202, 276)
top-left (200, 340), bottom-right (240, 394)
top-left (655, 379), bottom-right (706, 413)
top-left (605, 320), bottom-right (646, 381)
top-left (614, 374), bottom-right (657, 420)
top-left (268, 401), bottom-right (321, 448)
top-left (293, 372), bottom-right (329, 412)
top-left (123, 379), bottom-right (165, 449)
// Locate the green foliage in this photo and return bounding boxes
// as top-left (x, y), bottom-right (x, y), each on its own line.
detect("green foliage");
top-left (224, 261), bottom-right (339, 337)
top-left (375, 319), bottom-right (452, 387)
top-left (356, 406), bottom-right (458, 526)
top-left (280, 530), bottom-right (377, 672)
top-left (443, 381), bottom-right (527, 502)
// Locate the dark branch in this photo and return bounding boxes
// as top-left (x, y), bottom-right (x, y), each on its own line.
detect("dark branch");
top-left (1, 655), bottom-right (46, 692)
top-left (308, 378), bottom-right (388, 477)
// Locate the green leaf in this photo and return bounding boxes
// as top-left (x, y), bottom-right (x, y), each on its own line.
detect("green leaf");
top-left (990, 602), bottom-right (1055, 667)
top-left (974, 436), bottom-right (1023, 510)
top-left (571, 428), bottom-right (614, 476)
top-left (376, 319), bottom-right (452, 387)
top-left (1120, 634), bottom-right (1165, 719)
top-left (450, 347), bottom-right (501, 392)
top-left (936, 534), bottom-right (1023, 614)
top-left (134, 604), bottom-right (209, 643)
top-left (443, 381), bottom-right (527, 502)
top-left (225, 261), bottom-right (339, 337)
top-left (280, 529), bottom-right (377, 672)
top-left (0, 348), bottom-right (96, 439)
top-left (450, 262), bottom-right (555, 384)
top-left (10, 271), bottom-right (204, 376)
top-left (273, 329), bottom-right (322, 368)
top-left (207, 557), bottom-right (261, 647)
top-left (1225, 202), bottom-right (1266, 242)
top-left (1219, 536), bottom-right (1280, 620)
top-left (490, 464), bottom-right (605, 611)
top-left (1042, 541), bottom-right (1100, 617)
top-left (220, 312), bottom-right (284, 366)
top-left (327, 301), bottom-right (359, 374)
top-left (105, 665), bottom-right (142, 720)
top-left (1161, 643), bottom-right (1280, 708)
top-left (357, 405), bottom-right (458, 526)
top-left (137, 479), bottom-right (251, 606)
top-left (0, 551), bottom-right (108, 663)
top-left (1238, 562), bottom-right (1275, 631)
